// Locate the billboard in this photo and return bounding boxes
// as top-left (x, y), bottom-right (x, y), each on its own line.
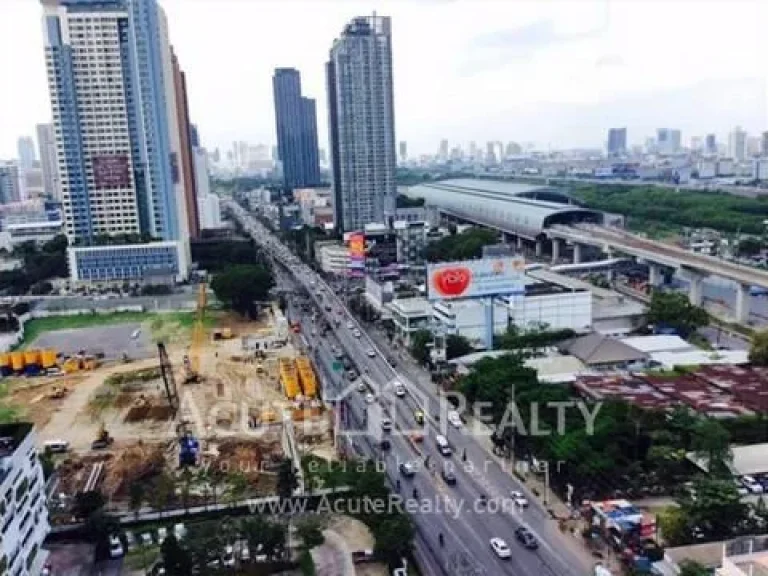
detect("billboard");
top-left (347, 232), bottom-right (365, 277)
top-left (426, 257), bottom-right (525, 301)
top-left (92, 154), bottom-right (130, 189)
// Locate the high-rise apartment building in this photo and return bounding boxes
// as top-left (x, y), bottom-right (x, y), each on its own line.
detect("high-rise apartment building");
top-left (0, 423), bottom-right (51, 576)
top-left (670, 130), bottom-right (682, 153)
top-left (41, 0), bottom-right (190, 244)
top-left (705, 134), bottom-right (717, 155)
top-left (171, 48), bottom-right (200, 239)
top-left (0, 163), bottom-right (21, 204)
top-left (399, 141), bottom-right (407, 163)
top-left (656, 128), bottom-right (680, 155)
top-left (439, 139), bottom-right (449, 160)
top-left (327, 14), bottom-right (396, 233)
top-left (486, 141), bottom-right (497, 164)
top-left (17, 137), bottom-right (37, 170)
top-left (606, 128), bottom-right (627, 155)
top-left (36, 123), bottom-right (60, 200)
top-left (273, 68), bottom-right (321, 189)
top-left (761, 132), bottom-right (768, 157)
top-left (729, 127), bottom-right (747, 161)
top-left (469, 141), bottom-right (477, 159)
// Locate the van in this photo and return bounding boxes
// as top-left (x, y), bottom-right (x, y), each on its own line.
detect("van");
top-left (435, 435), bottom-right (452, 457)
top-left (43, 440), bottom-right (69, 454)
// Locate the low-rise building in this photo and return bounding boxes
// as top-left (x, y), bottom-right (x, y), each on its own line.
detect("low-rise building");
top-left (197, 193), bottom-right (222, 230)
top-left (67, 241), bottom-right (189, 285)
top-left (0, 423), bottom-right (50, 576)
top-left (315, 241), bottom-right (348, 275)
top-left (0, 220), bottom-right (62, 251)
top-left (753, 158), bottom-right (768, 181)
top-left (432, 298), bottom-right (509, 348)
top-left (389, 297), bottom-right (432, 345)
top-left (394, 220), bottom-right (427, 268)
top-left (503, 282), bottom-right (592, 333)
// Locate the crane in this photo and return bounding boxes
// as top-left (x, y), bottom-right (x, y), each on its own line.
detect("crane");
top-left (183, 283), bottom-right (207, 384)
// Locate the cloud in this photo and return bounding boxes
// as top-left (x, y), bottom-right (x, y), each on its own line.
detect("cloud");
top-left (595, 54), bottom-right (624, 68)
top-left (460, 19), bottom-right (603, 75)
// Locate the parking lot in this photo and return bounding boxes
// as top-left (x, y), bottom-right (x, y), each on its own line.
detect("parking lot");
top-left (30, 323), bottom-right (153, 361)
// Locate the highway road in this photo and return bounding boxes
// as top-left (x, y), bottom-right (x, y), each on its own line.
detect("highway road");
top-left (228, 200), bottom-right (597, 576)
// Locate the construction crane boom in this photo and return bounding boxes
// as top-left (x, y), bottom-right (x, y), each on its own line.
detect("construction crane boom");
top-left (184, 282), bottom-right (207, 383)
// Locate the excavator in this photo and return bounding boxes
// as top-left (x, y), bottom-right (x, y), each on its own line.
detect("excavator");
top-left (183, 283), bottom-right (207, 384)
top-left (91, 422), bottom-right (114, 450)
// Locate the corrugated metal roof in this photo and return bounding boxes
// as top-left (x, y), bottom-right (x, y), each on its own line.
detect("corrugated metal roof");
top-left (620, 335), bottom-right (694, 354)
top-left (561, 333), bottom-right (648, 366)
top-left (406, 179), bottom-right (604, 238)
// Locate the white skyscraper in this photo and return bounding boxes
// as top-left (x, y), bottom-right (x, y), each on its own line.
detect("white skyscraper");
top-left (17, 136), bottom-right (37, 170)
top-left (36, 123), bottom-right (60, 200)
top-left (327, 14), bottom-right (396, 232)
top-left (729, 126), bottom-right (747, 161)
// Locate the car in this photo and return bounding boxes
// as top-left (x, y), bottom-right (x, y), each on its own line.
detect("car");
top-left (222, 545), bottom-right (236, 567)
top-left (357, 382), bottom-right (366, 393)
top-left (141, 532), bottom-right (153, 546)
top-left (399, 462), bottom-right (416, 477)
top-left (515, 527), bottom-right (538, 549)
top-left (490, 537), bottom-right (511, 559)
top-left (447, 410), bottom-right (463, 428)
top-left (365, 393), bottom-right (375, 404)
top-left (442, 467), bottom-right (457, 485)
top-left (346, 370), bottom-right (358, 380)
top-left (353, 329), bottom-right (361, 338)
top-left (381, 418), bottom-right (392, 432)
top-left (414, 410), bottom-right (425, 425)
top-left (240, 541), bottom-right (250, 562)
top-left (510, 491), bottom-right (528, 507)
top-left (366, 348), bottom-right (376, 358)
top-left (394, 382), bottom-right (405, 397)
top-left (109, 535), bottom-right (124, 558)
top-left (380, 439), bottom-right (391, 450)
top-left (346, 321), bottom-right (354, 329)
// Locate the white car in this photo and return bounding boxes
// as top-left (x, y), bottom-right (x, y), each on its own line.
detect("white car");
top-left (109, 535), bottom-right (124, 558)
top-left (157, 527), bottom-right (167, 543)
top-left (510, 490), bottom-right (528, 507)
top-left (366, 348), bottom-right (376, 358)
top-left (353, 329), bottom-right (361, 338)
top-left (490, 537), bottom-right (511, 559)
top-left (394, 383), bottom-right (406, 397)
top-left (357, 382), bottom-right (366, 393)
top-left (365, 393), bottom-right (375, 404)
top-left (381, 418), bottom-right (392, 432)
top-left (346, 321), bottom-right (354, 329)
top-left (240, 541), bottom-right (250, 562)
top-left (447, 410), bottom-right (463, 428)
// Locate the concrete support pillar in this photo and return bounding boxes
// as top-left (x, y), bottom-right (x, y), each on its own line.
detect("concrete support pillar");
top-left (648, 264), bottom-right (662, 288)
top-left (516, 236), bottom-right (523, 252)
top-left (552, 238), bottom-right (561, 264)
top-left (573, 243), bottom-right (582, 264)
top-left (688, 274), bottom-right (704, 307)
top-left (484, 298), bottom-right (494, 351)
top-left (535, 240), bottom-right (542, 258)
top-left (735, 283), bottom-right (751, 324)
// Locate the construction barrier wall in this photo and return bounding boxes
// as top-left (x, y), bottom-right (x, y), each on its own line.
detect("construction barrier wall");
top-left (278, 357), bottom-right (300, 399)
top-left (295, 356), bottom-right (317, 398)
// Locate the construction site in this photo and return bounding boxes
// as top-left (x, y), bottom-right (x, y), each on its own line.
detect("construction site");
top-left (14, 285), bottom-right (335, 518)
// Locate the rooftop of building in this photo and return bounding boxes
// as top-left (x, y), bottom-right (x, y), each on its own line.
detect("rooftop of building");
top-left (405, 178), bottom-right (604, 238)
top-left (388, 297), bottom-right (432, 316)
top-left (560, 333), bottom-right (648, 366)
top-left (0, 422), bottom-right (33, 458)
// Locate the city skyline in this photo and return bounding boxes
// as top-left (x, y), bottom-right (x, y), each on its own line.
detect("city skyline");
top-left (2, 0), bottom-right (767, 158)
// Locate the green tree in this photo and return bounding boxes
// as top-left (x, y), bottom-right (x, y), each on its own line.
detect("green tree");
top-left (160, 533), bottom-right (193, 575)
top-left (657, 507), bottom-right (689, 546)
top-left (497, 326), bottom-right (575, 351)
top-left (73, 491), bottom-right (105, 520)
top-left (678, 560), bottom-right (710, 576)
top-left (372, 512), bottom-right (414, 561)
top-left (211, 263), bottom-right (275, 318)
top-left (225, 472), bottom-right (249, 508)
top-left (737, 237), bottom-right (763, 257)
top-left (277, 458), bottom-right (298, 499)
top-left (424, 228), bottom-right (498, 262)
top-left (748, 329), bottom-right (768, 366)
top-left (691, 418), bottom-right (732, 476)
top-left (296, 518), bottom-right (325, 550)
top-left (647, 291), bottom-right (708, 338)
top-left (680, 476), bottom-right (749, 538)
top-left (409, 329), bottom-right (432, 365)
top-left (445, 334), bottom-right (473, 360)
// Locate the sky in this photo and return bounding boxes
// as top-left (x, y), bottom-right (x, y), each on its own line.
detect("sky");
top-left (1, 0), bottom-right (767, 159)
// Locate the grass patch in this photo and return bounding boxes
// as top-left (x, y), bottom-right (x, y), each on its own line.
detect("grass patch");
top-left (125, 544), bottom-right (161, 571)
top-left (18, 311), bottom-right (220, 349)
top-left (0, 383), bottom-right (21, 424)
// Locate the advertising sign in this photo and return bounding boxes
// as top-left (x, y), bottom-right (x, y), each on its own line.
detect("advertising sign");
top-left (92, 154), bottom-right (130, 189)
top-left (347, 232), bottom-right (365, 277)
top-left (426, 257), bottom-right (525, 301)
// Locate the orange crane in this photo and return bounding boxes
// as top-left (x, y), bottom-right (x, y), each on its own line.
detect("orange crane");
top-left (183, 283), bottom-right (207, 383)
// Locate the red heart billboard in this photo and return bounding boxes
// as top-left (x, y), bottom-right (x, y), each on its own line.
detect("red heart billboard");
top-left (432, 266), bottom-right (472, 298)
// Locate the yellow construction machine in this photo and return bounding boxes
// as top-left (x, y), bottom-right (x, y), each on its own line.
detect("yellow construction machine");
top-left (183, 283), bottom-right (207, 383)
